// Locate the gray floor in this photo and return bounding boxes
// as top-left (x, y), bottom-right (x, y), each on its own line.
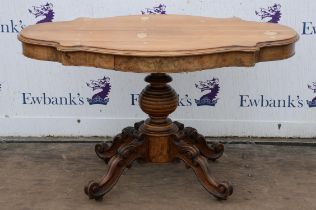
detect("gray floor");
top-left (0, 139), bottom-right (315, 210)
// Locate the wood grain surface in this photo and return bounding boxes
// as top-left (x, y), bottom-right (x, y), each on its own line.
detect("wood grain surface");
top-left (18, 15), bottom-right (299, 72)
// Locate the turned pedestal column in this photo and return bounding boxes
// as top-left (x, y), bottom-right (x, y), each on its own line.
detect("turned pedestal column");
top-left (139, 73), bottom-right (178, 163)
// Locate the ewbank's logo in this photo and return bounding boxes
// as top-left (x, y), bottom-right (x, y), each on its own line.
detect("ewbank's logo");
top-left (141, 4), bottom-right (166, 15)
top-left (22, 76), bottom-right (111, 106)
top-left (131, 77), bottom-right (220, 107)
top-left (0, 20), bottom-right (25, 33)
top-left (86, 76), bottom-right (111, 105)
top-left (195, 78), bottom-right (220, 106)
top-left (29, 2), bottom-right (55, 24)
top-left (239, 82), bottom-right (316, 108)
top-left (0, 2), bottom-right (54, 33)
top-left (255, 3), bottom-right (281, 23)
top-left (307, 83), bottom-right (316, 108)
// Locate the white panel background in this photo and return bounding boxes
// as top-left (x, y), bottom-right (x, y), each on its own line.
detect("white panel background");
top-left (0, 0), bottom-right (315, 137)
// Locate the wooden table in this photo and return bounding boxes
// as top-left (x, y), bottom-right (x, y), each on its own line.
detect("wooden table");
top-left (18, 15), bottom-right (299, 201)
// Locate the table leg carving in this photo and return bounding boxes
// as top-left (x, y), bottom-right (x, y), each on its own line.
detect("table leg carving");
top-left (95, 121), bottom-right (144, 163)
top-left (85, 73), bottom-right (232, 201)
top-left (172, 139), bottom-right (233, 200)
top-left (174, 121), bottom-right (224, 161)
top-left (85, 137), bottom-right (146, 200)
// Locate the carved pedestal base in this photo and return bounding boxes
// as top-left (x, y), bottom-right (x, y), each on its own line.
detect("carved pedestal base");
top-left (84, 73), bottom-right (233, 200)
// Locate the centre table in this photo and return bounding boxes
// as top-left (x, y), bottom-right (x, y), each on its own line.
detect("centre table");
top-left (18, 15), bottom-right (299, 200)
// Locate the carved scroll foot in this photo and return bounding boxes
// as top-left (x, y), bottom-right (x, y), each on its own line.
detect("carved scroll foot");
top-left (95, 121), bottom-right (144, 163)
top-left (174, 121), bottom-right (224, 161)
top-left (172, 139), bottom-right (233, 200)
top-left (85, 137), bottom-right (146, 200)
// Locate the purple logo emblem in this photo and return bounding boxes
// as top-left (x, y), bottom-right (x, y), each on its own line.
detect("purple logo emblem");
top-left (255, 3), bottom-right (281, 23)
top-left (86, 76), bottom-right (111, 105)
top-left (141, 4), bottom-right (167, 15)
top-left (195, 78), bottom-right (220, 106)
top-left (29, 3), bottom-right (55, 24)
top-left (307, 83), bottom-right (316, 108)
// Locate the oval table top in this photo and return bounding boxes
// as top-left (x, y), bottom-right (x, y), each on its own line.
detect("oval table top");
top-left (18, 15), bottom-right (299, 73)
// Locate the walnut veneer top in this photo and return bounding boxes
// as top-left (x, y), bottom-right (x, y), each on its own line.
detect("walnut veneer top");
top-left (18, 15), bottom-right (299, 73)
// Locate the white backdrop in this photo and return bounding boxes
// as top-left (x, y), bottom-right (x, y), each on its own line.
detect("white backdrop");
top-left (0, 0), bottom-right (315, 137)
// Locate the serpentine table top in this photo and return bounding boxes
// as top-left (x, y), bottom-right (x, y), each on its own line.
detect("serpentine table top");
top-left (18, 15), bottom-right (299, 73)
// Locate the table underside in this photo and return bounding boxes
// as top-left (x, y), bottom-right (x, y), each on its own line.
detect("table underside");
top-left (84, 73), bottom-right (233, 200)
